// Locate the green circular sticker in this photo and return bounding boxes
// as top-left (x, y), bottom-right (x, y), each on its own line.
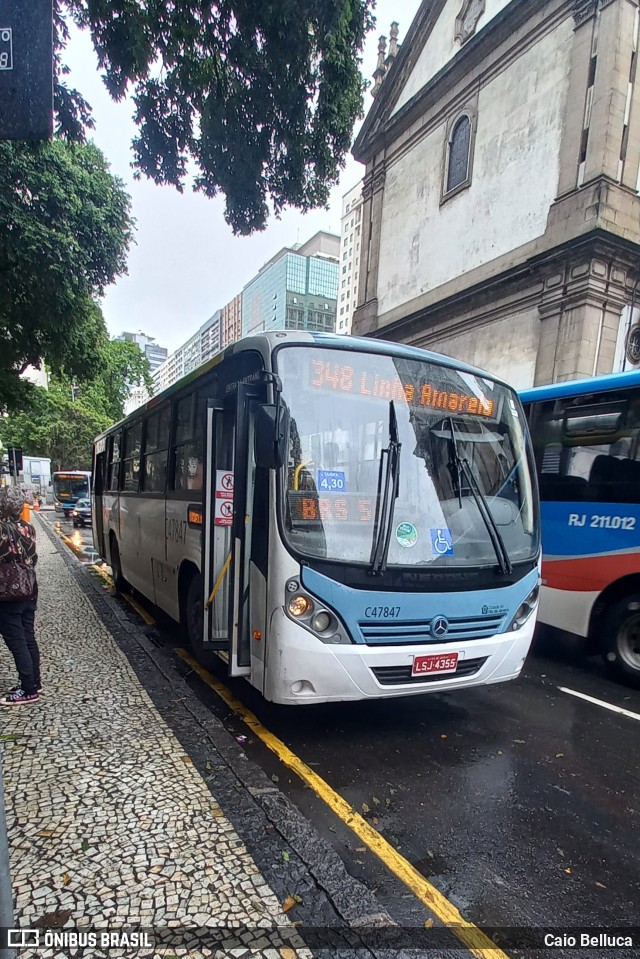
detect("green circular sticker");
top-left (396, 522), bottom-right (418, 548)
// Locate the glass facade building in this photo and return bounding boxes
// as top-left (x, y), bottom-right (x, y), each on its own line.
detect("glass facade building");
top-left (242, 237), bottom-right (339, 338)
top-left (152, 312), bottom-right (221, 394)
top-left (149, 232), bottom-right (339, 399)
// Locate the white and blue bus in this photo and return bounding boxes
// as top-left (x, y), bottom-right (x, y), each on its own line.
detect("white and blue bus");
top-left (53, 469), bottom-right (92, 515)
top-left (92, 333), bottom-right (540, 704)
top-left (521, 370), bottom-right (640, 685)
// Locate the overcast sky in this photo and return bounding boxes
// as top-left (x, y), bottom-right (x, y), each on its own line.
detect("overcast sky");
top-left (63, 1), bottom-right (421, 354)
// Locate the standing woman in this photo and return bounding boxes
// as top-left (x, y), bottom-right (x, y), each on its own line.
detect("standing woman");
top-left (0, 487), bottom-right (41, 705)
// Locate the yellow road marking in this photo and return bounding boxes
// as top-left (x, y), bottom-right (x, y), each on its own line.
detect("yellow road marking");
top-left (59, 532), bottom-right (81, 556)
top-left (91, 564), bottom-right (113, 585)
top-left (177, 648), bottom-right (509, 959)
top-left (123, 593), bottom-right (156, 626)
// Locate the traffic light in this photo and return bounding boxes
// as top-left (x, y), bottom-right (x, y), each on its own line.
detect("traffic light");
top-left (8, 447), bottom-right (22, 475)
top-left (0, 0), bottom-right (54, 140)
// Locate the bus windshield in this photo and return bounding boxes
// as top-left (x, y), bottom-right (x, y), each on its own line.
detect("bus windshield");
top-left (53, 473), bottom-right (90, 503)
top-left (276, 346), bottom-right (538, 569)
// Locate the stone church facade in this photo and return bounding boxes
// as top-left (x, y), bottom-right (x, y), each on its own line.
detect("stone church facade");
top-left (352, 0), bottom-right (640, 387)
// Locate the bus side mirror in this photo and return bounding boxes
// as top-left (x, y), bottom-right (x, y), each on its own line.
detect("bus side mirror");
top-left (255, 404), bottom-right (289, 469)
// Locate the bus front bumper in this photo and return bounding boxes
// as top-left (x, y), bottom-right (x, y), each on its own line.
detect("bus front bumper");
top-left (265, 608), bottom-right (537, 704)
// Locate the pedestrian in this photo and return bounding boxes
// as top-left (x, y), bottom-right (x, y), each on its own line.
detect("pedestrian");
top-left (0, 487), bottom-right (41, 705)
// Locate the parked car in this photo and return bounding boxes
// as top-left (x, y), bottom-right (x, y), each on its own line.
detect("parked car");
top-left (71, 498), bottom-right (92, 528)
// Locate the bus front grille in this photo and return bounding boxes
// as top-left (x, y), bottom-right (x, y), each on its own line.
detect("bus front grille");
top-left (371, 657), bottom-right (487, 686)
top-left (358, 616), bottom-right (504, 645)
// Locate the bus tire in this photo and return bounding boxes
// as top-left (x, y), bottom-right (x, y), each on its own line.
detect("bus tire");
top-left (109, 537), bottom-right (128, 593)
top-left (601, 594), bottom-right (640, 687)
top-left (182, 572), bottom-right (206, 657)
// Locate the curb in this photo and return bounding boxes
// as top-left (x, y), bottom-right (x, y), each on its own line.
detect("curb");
top-left (34, 516), bottom-right (401, 946)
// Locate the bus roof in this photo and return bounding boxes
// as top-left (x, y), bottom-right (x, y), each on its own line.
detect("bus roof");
top-left (95, 331), bottom-right (514, 441)
top-left (52, 470), bottom-right (91, 475)
top-left (520, 369), bottom-right (640, 404)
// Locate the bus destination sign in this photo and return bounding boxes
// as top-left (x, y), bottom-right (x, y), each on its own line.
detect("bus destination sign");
top-left (289, 492), bottom-right (374, 524)
top-left (309, 359), bottom-right (495, 418)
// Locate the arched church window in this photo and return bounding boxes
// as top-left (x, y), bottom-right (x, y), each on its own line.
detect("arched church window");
top-left (446, 115), bottom-right (471, 194)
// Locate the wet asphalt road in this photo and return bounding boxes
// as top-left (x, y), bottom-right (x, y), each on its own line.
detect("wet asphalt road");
top-left (184, 649), bottom-right (640, 944)
top-left (48, 509), bottom-right (100, 565)
top-left (44, 509), bottom-right (640, 950)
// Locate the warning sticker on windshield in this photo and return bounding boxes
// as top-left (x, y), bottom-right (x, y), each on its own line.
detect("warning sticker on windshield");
top-left (430, 528), bottom-right (454, 556)
top-left (396, 522), bottom-right (418, 548)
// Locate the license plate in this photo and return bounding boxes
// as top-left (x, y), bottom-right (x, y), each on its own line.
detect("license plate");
top-left (412, 652), bottom-right (459, 677)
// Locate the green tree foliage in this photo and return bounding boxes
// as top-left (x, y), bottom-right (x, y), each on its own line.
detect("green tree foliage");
top-left (57, 0), bottom-right (374, 234)
top-left (0, 341), bottom-right (151, 470)
top-left (0, 377), bottom-right (109, 471)
top-left (0, 139), bottom-right (134, 412)
top-left (82, 339), bottom-right (153, 423)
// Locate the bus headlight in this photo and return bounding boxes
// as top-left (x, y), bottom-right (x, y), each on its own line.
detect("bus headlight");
top-left (508, 585), bottom-right (539, 631)
top-left (311, 611), bottom-right (331, 633)
top-left (284, 579), bottom-right (352, 644)
top-left (288, 595), bottom-right (313, 617)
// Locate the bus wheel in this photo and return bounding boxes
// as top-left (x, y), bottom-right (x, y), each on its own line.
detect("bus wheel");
top-left (110, 538), bottom-right (128, 593)
top-left (183, 573), bottom-right (205, 654)
top-left (601, 594), bottom-right (640, 687)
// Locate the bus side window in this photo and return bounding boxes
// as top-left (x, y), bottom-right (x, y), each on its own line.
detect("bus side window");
top-left (188, 404), bottom-right (204, 490)
top-left (107, 432), bottom-right (121, 492)
top-left (143, 405), bottom-right (170, 492)
top-left (173, 394), bottom-right (204, 492)
top-left (122, 422), bottom-right (142, 492)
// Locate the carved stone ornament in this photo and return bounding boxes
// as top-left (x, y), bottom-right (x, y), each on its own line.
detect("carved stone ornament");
top-left (626, 324), bottom-right (640, 366)
top-left (573, 0), bottom-right (617, 28)
top-left (573, 0), bottom-right (597, 27)
top-left (362, 172), bottom-right (375, 201)
top-left (372, 165), bottom-right (386, 193)
top-left (454, 0), bottom-right (486, 45)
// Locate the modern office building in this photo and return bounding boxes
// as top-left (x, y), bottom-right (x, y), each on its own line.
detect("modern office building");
top-left (150, 232), bottom-right (339, 394)
top-left (241, 231), bottom-right (340, 338)
top-left (338, 182), bottom-right (364, 334)
top-left (221, 294), bottom-right (242, 349)
top-left (123, 385), bottom-right (151, 416)
top-left (115, 331), bottom-right (168, 373)
top-left (116, 332), bottom-right (168, 413)
top-left (152, 311), bottom-right (222, 394)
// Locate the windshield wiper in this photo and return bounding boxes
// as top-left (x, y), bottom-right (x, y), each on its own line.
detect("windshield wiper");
top-left (369, 401), bottom-right (402, 575)
top-left (448, 417), bottom-right (513, 576)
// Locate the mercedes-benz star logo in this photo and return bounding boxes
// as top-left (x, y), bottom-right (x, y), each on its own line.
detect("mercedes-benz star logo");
top-left (431, 616), bottom-right (449, 637)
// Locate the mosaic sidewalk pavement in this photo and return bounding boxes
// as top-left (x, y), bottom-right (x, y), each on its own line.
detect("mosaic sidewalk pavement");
top-left (0, 528), bottom-right (310, 957)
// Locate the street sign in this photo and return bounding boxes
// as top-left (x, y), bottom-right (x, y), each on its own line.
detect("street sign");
top-left (0, 0), bottom-right (53, 140)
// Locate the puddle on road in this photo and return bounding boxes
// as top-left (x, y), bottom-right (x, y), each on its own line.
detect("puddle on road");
top-left (53, 521), bottom-right (100, 565)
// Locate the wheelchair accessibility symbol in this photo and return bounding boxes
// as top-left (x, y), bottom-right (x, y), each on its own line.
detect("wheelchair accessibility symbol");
top-left (430, 528), bottom-right (453, 556)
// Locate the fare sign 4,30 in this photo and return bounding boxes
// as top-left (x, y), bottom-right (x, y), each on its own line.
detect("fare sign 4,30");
top-left (214, 470), bottom-right (234, 526)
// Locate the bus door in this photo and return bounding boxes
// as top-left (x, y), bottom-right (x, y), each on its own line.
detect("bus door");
top-left (92, 438), bottom-right (107, 554)
top-left (203, 383), bottom-right (264, 677)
